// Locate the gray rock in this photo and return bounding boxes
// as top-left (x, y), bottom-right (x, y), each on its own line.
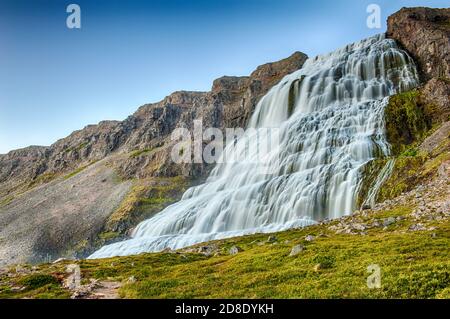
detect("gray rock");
top-left (228, 246), bottom-right (242, 255)
top-left (304, 235), bottom-right (315, 242)
top-left (289, 245), bottom-right (304, 256)
top-left (409, 223), bottom-right (426, 231)
top-left (383, 217), bottom-right (396, 227)
top-left (267, 235), bottom-right (278, 243)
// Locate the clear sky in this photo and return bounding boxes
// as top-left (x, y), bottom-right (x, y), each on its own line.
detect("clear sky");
top-left (0, 0), bottom-right (447, 154)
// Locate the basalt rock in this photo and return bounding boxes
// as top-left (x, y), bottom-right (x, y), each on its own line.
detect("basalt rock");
top-left (387, 7), bottom-right (450, 81)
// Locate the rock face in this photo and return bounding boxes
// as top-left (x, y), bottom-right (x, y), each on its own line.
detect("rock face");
top-left (0, 51), bottom-right (307, 266)
top-left (420, 78), bottom-right (450, 124)
top-left (387, 7), bottom-right (450, 81)
top-left (0, 51), bottom-right (307, 198)
top-left (387, 7), bottom-right (450, 127)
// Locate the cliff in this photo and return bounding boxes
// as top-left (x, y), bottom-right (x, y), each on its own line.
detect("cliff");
top-left (0, 51), bottom-right (307, 266)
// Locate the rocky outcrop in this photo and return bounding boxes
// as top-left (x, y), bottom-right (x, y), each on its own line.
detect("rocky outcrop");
top-left (0, 51), bottom-right (307, 266)
top-left (387, 7), bottom-right (450, 126)
top-left (387, 7), bottom-right (450, 81)
top-left (420, 78), bottom-right (450, 124)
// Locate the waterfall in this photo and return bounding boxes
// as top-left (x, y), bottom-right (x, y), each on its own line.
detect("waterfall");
top-left (89, 34), bottom-right (419, 259)
top-left (362, 159), bottom-right (396, 209)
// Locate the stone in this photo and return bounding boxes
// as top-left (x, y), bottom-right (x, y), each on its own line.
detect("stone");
top-left (52, 258), bottom-right (69, 264)
top-left (267, 235), bottom-right (278, 243)
top-left (304, 235), bottom-right (315, 242)
top-left (387, 7), bottom-right (450, 81)
top-left (352, 223), bottom-right (366, 231)
top-left (228, 246), bottom-right (242, 255)
top-left (289, 245), bottom-right (304, 256)
top-left (409, 223), bottom-right (426, 231)
top-left (383, 217), bottom-right (396, 227)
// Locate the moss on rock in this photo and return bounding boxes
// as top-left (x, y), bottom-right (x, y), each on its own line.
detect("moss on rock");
top-left (358, 88), bottom-right (448, 205)
top-left (384, 90), bottom-right (431, 155)
top-left (105, 176), bottom-right (189, 234)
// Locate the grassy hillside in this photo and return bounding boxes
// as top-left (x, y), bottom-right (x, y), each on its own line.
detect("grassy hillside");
top-left (1, 201), bottom-right (448, 299)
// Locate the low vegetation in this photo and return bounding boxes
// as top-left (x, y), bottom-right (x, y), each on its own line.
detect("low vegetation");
top-left (129, 148), bottom-right (154, 158)
top-left (1, 203), bottom-right (448, 299)
top-left (105, 176), bottom-right (189, 234)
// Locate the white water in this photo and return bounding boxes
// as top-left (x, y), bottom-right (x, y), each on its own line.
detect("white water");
top-left (362, 159), bottom-right (396, 209)
top-left (90, 34), bottom-right (418, 259)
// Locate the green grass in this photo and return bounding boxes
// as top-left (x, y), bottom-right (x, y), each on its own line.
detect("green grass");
top-left (1, 204), bottom-right (449, 299)
top-left (18, 274), bottom-right (59, 290)
top-left (63, 161), bottom-right (98, 180)
top-left (0, 195), bottom-right (14, 208)
top-left (129, 148), bottom-right (154, 158)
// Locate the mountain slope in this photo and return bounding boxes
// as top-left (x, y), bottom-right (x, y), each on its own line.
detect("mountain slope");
top-left (0, 6), bottom-right (448, 299)
top-left (0, 52), bottom-right (307, 266)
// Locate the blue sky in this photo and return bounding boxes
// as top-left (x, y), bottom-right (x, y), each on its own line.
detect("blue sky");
top-left (0, 0), bottom-right (447, 154)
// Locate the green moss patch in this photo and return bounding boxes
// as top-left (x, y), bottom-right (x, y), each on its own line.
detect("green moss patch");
top-left (384, 90), bottom-right (431, 155)
top-left (18, 274), bottom-right (59, 290)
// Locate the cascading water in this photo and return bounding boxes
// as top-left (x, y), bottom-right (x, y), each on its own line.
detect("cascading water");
top-left (90, 34), bottom-right (419, 259)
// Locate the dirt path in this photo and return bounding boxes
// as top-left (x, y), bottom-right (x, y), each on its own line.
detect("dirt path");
top-left (83, 281), bottom-right (122, 299)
